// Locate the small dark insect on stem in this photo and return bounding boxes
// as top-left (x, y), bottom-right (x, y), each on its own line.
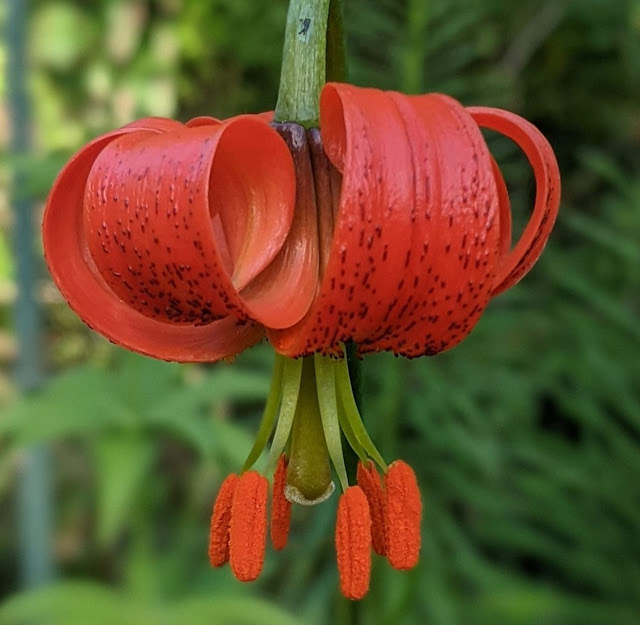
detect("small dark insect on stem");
top-left (299, 18), bottom-right (311, 36)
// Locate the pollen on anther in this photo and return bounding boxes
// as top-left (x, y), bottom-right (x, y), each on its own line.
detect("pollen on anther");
top-left (208, 473), bottom-right (238, 567)
top-left (270, 454), bottom-right (292, 551)
top-left (335, 486), bottom-right (372, 601)
top-left (384, 460), bottom-right (422, 571)
top-left (229, 471), bottom-right (268, 582)
top-left (356, 460), bottom-right (387, 556)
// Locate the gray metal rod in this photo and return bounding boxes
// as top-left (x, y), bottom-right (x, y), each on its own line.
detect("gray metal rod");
top-left (7, 0), bottom-right (54, 587)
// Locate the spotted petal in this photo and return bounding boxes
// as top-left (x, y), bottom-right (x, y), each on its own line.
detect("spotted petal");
top-left (43, 115), bottom-right (300, 361)
top-left (271, 84), bottom-right (502, 357)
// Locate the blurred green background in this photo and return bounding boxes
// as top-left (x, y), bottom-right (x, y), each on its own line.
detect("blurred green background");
top-left (1, 0), bottom-right (639, 624)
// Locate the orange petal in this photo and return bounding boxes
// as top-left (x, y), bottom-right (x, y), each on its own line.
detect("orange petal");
top-left (270, 454), bottom-right (292, 551)
top-left (185, 116), bottom-right (222, 127)
top-left (82, 118), bottom-right (297, 327)
top-left (229, 471), bottom-right (268, 582)
top-left (385, 460), bottom-right (422, 570)
top-left (467, 107), bottom-right (561, 295)
top-left (209, 474), bottom-right (238, 567)
top-left (335, 486), bottom-right (372, 600)
top-left (246, 123), bottom-right (319, 333)
top-left (43, 120), bottom-right (263, 362)
top-left (490, 155), bottom-right (512, 266)
top-left (356, 460), bottom-right (387, 556)
top-left (273, 84), bottom-right (501, 357)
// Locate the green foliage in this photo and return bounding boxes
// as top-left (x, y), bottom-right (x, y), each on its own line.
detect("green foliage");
top-left (1, 1), bottom-right (639, 624)
top-left (0, 581), bottom-right (307, 625)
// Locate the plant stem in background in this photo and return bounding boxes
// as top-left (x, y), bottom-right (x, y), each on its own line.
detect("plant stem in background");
top-left (326, 0), bottom-right (347, 82)
top-left (402, 0), bottom-right (429, 93)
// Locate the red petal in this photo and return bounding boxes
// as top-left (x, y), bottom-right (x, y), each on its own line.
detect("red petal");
top-left (43, 121), bottom-right (265, 362)
top-left (186, 116), bottom-right (222, 128)
top-left (272, 84), bottom-right (501, 357)
top-left (83, 118), bottom-right (297, 326)
top-left (250, 123), bottom-right (319, 333)
top-left (119, 117), bottom-right (185, 133)
top-left (490, 155), bottom-right (512, 262)
top-left (467, 107), bottom-right (561, 295)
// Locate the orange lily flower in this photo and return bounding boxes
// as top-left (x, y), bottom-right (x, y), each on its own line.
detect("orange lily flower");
top-left (43, 83), bottom-right (560, 599)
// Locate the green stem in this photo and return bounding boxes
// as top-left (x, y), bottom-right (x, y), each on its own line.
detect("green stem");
top-left (401, 0), bottom-right (429, 94)
top-left (275, 0), bottom-right (331, 127)
top-left (326, 0), bottom-right (347, 82)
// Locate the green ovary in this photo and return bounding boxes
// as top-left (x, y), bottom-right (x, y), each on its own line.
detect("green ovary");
top-left (286, 356), bottom-right (334, 504)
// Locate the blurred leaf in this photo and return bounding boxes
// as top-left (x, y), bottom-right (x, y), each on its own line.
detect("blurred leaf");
top-left (31, 3), bottom-right (97, 70)
top-left (0, 367), bottom-right (131, 444)
top-left (0, 581), bottom-right (308, 625)
top-left (94, 434), bottom-right (155, 547)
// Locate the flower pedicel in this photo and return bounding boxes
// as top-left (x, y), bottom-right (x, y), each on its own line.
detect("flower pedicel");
top-left (43, 83), bottom-right (560, 599)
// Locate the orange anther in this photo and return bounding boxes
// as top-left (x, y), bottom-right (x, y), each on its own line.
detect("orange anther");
top-left (384, 460), bottom-right (422, 570)
top-left (208, 473), bottom-right (238, 567)
top-left (229, 471), bottom-right (269, 582)
top-left (270, 454), bottom-right (292, 550)
top-left (356, 460), bottom-right (387, 556)
top-left (335, 486), bottom-right (372, 600)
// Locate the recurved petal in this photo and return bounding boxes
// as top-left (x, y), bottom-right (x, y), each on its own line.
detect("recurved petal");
top-left (119, 117), bottom-right (186, 133)
top-left (467, 107), bottom-right (561, 296)
top-left (43, 120), bottom-right (267, 362)
top-left (271, 84), bottom-right (413, 356)
top-left (82, 117), bottom-right (297, 327)
top-left (247, 123), bottom-right (319, 332)
top-left (272, 84), bottom-right (501, 358)
top-left (185, 116), bottom-right (223, 128)
top-left (370, 92), bottom-right (501, 357)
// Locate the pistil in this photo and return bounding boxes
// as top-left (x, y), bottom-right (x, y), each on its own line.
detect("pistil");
top-left (285, 356), bottom-right (335, 504)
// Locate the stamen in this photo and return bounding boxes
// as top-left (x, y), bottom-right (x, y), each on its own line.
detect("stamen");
top-left (229, 471), bottom-right (268, 582)
top-left (271, 454), bottom-right (292, 550)
top-left (314, 353), bottom-right (350, 492)
top-left (243, 354), bottom-right (285, 471)
top-left (335, 486), bottom-right (372, 601)
top-left (357, 460), bottom-right (387, 556)
top-left (208, 473), bottom-right (238, 567)
top-left (337, 391), bottom-right (368, 462)
top-left (384, 460), bottom-right (422, 570)
top-left (334, 349), bottom-right (387, 471)
top-left (266, 356), bottom-right (303, 473)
